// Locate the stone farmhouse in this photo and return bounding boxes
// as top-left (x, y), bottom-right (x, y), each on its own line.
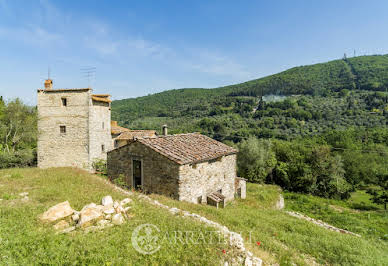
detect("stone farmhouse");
top-left (107, 132), bottom-right (246, 205)
top-left (37, 79), bottom-right (246, 205)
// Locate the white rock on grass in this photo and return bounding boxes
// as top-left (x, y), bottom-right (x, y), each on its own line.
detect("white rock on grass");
top-left (112, 213), bottom-right (125, 225)
top-left (102, 205), bottom-right (115, 215)
top-left (54, 220), bottom-right (70, 230)
top-left (244, 256), bottom-right (253, 266)
top-left (40, 201), bottom-right (75, 223)
top-left (275, 194), bottom-right (285, 210)
top-left (78, 206), bottom-right (103, 228)
top-left (81, 203), bottom-right (97, 212)
top-left (252, 257), bottom-right (262, 266)
top-left (97, 219), bottom-right (111, 228)
top-left (61, 226), bottom-right (76, 234)
top-left (21, 196), bottom-right (29, 202)
top-left (19, 192), bottom-right (29, 197)
top-left (120, 198), bottom-right (132, 206)
top-left (115, 204), bottom-right (125, 214)
top-left (113, 201), bottom-right (120, 209)
top-left (124, 206), bottom-right (131, 212)
top-left (169, 207), bottom-right (180, 215)
top-left (105, 214), bottom-right (112, 220)
top-left (72, 213), bottom-right (80, 222)
top-left (101, 196), bottom-right (113, 206)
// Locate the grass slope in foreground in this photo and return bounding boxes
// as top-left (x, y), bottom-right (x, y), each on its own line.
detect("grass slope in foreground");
top-left (0, 168), bottom-right (227, 265)
top-left (151, 184), bottom-right (388, 265)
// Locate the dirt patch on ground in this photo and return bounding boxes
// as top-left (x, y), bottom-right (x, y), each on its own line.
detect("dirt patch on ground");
top-left (329, 205), bottom-right (359, 213)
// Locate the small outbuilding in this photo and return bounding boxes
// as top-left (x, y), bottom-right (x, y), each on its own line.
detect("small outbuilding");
top-left (107, 133), bottom-right (243, 205)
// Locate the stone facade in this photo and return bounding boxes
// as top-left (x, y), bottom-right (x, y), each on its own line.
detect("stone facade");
top-left (179, 155), bottom-right (237, 203)
top-left (88, 100), bottom-right (112, 163)
top-left (107, 139), bottom-right (238, 204)
top-left (37, 84), bottom-right (112, 171)
top-left (107, 142), bottom-right (180, 199)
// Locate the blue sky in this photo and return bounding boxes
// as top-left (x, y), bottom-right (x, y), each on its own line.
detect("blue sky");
top-left (1, 0), bottom-right (388, 105)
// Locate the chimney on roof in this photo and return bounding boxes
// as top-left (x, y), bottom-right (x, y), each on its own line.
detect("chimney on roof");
top-left (111, 121), bottom-right (118, 127)
top-left (44, 79), bottom-right (53, 90)
top-left (162, 124), bottom-right (168, 136)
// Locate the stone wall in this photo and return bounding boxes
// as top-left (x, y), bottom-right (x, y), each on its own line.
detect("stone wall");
top-left (235, 178), bottom-right (247, 199)
top-left (107, 142), bottom-right (180, 199)
top-left (37, 89), bottom-right (91, 169)
top-left (178, 154), bottom-right (237, 204)
top-left (37, 89), bottom-right (112, 171)
top-left (88, 100), bottom-right (112, 166)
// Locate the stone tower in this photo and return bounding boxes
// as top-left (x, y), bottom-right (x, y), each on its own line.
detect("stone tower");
top-left (37, 79), bottom-right (113, 171)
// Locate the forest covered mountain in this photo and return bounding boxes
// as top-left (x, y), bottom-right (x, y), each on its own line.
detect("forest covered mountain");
top-left (112, 54), bottom-right (388, 140)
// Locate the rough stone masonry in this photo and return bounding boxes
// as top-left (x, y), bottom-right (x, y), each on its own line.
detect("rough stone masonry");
top-left (37, 80), bottom-right (112, 171)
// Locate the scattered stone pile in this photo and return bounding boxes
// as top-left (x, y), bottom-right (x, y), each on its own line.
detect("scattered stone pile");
top-left (286, 211), bottom-right (361, 237)
top-left (39, 196), bottom-right (133, 233)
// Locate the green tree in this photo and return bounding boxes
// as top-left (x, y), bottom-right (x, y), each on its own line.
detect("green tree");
top-left (237, 137), bottom-right (277, 183)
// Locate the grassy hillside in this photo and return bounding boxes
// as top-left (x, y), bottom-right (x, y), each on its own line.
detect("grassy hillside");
top-left (151, 183), bottom-right (388, 265)
top-left (1, 168), bottom-right (386, 265)
top-left (0, 168), bottom-right (226, 265)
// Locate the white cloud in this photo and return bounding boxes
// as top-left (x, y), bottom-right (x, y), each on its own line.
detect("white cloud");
top-left (0, 25), bottom-right (63, 46)
top-left (181, 50), bottom-right (252, 79)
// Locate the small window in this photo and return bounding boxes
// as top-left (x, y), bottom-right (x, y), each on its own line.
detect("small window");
top-left (102, 122), bottom-right (105, 129)
top-left (102, 144), bottom-right (105, 152)
top-left (61, 98), bottom-right (67, 106)
top-left (114, 140), bottom-right (119, 148)
top-left (60, 126), bottom-right (66, 134)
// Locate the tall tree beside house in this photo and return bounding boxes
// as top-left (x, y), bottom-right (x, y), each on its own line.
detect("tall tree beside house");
top-left (0, 97), bottom-right (37, 168)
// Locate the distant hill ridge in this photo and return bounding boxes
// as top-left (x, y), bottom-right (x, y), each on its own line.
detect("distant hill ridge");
top-left (112, 54), bottom-right (388, 120)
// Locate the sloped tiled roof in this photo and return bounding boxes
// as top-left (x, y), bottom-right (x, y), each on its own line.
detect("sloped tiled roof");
top-left (135, 133), bottom-right (237, 165)
top-left (111, 125), bottom-right (130, 135)
top-left (116, 130), bottom-right (157, 140)
top-left (92, 95), bottom-right (112, 103)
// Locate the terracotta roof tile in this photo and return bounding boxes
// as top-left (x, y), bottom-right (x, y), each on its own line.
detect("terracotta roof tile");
top-left (136, 133), bottom-right (237, 165)
top-left (111, 125), bottom-right (130, 135)
top-left (116, 130), bottom-right (157, 140)
top-left (92, 95), bottom-right (112, 103)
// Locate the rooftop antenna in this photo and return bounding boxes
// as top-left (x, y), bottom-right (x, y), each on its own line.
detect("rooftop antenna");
top-left (81, 67), bottom-right (96, 88)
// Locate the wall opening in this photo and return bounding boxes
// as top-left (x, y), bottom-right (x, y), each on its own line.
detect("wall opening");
top-left (197, 196), bottom-right (202, 204)
top-left (101, 144), bottom-right (105, 152)
top-left (133, 160), bottom-right (142, 189)
top-left (61, 98), bottom-right (67, 107)
top-left (60, 125), bottom-right (66, 134)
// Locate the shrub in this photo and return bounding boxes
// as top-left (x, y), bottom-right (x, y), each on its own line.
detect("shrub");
top-left (113, 174), bottom-right (128, 188)
top-left (0, 149), bottom-right (36, 169)
top-left (92, 159), bottom-right (107, 175)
